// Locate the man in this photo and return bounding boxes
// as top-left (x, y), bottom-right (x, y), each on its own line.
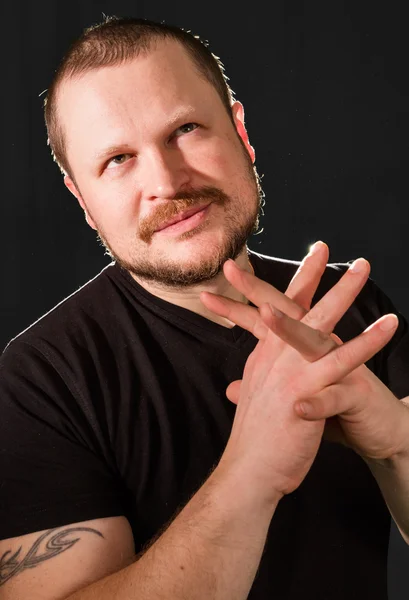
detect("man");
top-left (0, 15), bottom-right (408, 600)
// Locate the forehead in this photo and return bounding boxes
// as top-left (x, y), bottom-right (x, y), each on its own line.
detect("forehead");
top-left (57, 40), bottom-right (222, 157)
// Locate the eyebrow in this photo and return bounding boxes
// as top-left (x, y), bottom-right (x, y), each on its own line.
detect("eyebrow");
top-left (163, 106), bottom-right (197, 128)
top-left (94, 144), bottom-right (134, 162)
top-left (93, 106), bottom-right (198, 163)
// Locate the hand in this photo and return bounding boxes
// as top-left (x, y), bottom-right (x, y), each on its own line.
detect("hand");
top-left (200, 244), bottom-right (408, 465)
top-left (259, 301), bottom-right (408, 463)
top-left (201, 242), bottom-right (355, 442)
top-left (206, 245), bottom-right (399, 500)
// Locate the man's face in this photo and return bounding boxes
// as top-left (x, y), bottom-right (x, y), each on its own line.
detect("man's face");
top-left (60, 40), bottom-right (262, 288)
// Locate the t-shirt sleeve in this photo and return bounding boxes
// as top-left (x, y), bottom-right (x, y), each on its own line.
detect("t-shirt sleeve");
top-left (367, 278), bottom-right (409, 400)
top-left (0, 339), bottom-right (126, 540)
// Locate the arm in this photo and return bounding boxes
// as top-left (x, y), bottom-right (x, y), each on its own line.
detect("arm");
top-left (0, 516), bottom-right (136, 600)
top-left (66, 464), bottom-right (279, 600)
top-left (363, 428), bottom-right (409, 545)
top-left (0, 466), bottom-right (279, 600)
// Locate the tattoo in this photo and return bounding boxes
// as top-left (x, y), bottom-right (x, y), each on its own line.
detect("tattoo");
top-left (0, 526), bottom-right (104, 586)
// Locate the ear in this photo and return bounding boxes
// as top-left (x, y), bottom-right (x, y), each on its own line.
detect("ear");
top-left (64, 176), bottom-right (97, 230)
top-left (231, 101), bottom-right (255, 163)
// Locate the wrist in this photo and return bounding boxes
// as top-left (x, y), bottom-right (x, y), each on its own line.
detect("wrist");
top-left (212, 458), bottom-right (283, 519)
top-left (361, 400), bottom-right (409, 469)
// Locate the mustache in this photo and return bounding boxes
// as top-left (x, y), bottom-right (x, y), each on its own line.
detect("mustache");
top-left (140, 186), bottom-right (230, 242)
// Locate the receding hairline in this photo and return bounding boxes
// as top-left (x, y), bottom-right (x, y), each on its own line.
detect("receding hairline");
top-left (52, 36), bottom-right (234, 178)
top-left (56, 36), bottom-right (223, 98)
top-left (62, 35), bottom-right (187, 82)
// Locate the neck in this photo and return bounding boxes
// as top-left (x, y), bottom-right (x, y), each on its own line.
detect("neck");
top-left (130, 249), bottom-right (254, 328)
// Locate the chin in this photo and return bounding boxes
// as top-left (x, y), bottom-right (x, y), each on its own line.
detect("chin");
top-left (100, 211), bottom-right (253, 287)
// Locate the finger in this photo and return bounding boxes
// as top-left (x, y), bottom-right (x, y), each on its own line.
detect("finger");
top-left (200, 291), bottom-right (270, 340)
top-left (302, 258), bottom-right (370, 334)
top-left (259, 302), bottom-right (338, 362)
top-left (286, 241), bottom-right (329, 310)
top-left (201, 255), bottom-right (369, 344)
top-left (221, 259), bottom-right (304, 319)
top-left (303, 314), bottom-right (399, 395)
top-left (226, 380), bottom-right (241, 404)
top-left (294, 386), bottom-right (343, 421)
top-left (331, 332), bottom-right (343, 346)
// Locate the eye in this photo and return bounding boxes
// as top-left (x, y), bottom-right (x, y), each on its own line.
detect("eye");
top-left (106, 153), bottom-right (133, 169)
top-left (173, 122), bottom-right (199, 137)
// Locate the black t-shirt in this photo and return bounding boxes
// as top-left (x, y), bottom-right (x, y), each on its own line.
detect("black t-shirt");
top-left (1, 249), bottom-right (409, 599)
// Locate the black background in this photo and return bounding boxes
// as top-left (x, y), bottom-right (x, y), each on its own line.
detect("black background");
top-left (2, 1), bottom-right (409, 597)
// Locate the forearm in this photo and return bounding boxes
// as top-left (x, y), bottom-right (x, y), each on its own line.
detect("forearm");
top-left (66, 465), bottom-right (280, 600)
top-left (363, 449), bottom-right (409, 545)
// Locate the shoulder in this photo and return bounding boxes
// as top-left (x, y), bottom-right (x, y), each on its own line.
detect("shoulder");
top-left (2, 262), bottom-right (120, 358)
top-left (248, 247), bottom-right (403, 336)
top-left (249, 248), bottom-right (350, 292)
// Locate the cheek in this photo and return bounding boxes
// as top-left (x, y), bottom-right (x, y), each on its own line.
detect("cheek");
top-left (192, 139), bottom-right (244, 180)
top-left (81, 184), bottom-right (137, 232)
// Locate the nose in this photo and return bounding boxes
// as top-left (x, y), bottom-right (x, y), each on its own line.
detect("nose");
top-left (140, 148), bottom-right (190, 200)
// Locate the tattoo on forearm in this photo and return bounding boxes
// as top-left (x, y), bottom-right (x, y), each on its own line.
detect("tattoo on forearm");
top-left (0, 526), bottom-right (104, 586)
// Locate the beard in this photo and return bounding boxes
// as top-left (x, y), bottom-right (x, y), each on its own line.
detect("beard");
top-left (92, 145), bottom-right (264, 290)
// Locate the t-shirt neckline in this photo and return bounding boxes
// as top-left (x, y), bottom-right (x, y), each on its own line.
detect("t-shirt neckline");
top-left (110, 251), bottom-right (260, 346)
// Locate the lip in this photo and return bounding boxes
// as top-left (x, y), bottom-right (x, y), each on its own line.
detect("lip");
top-left (155, 203), bottom-right (211, 233)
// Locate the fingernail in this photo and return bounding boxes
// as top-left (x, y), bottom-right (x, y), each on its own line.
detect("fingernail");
top-left (298, 402), bottom-right (312, 417)
top-left (349, 258), bottom-right (366, 273)
top-left (269, 304), bottom-right (283, 318)
top-left (308, 241), bottom-right (323, 256)
top-left (380, 315), bottom-right (398, 331)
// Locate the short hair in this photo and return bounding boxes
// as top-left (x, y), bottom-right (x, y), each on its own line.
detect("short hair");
top-left (44, 15), bottom-right (237, 178)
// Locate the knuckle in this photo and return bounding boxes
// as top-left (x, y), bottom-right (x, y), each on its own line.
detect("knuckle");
top-left (304, 305), bottom-right (326, 328)
top-left (316, 328), bottom-right (331, 344)
top-left (292, 303), bottom-right (307, 319)
top-left (253, 314), bottom-right (268, 339)
top-left (333, 342), bottom-right (355, 371)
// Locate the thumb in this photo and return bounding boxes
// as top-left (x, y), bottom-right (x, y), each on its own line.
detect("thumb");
top-left (226, 379), bottom-right (242, 404)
